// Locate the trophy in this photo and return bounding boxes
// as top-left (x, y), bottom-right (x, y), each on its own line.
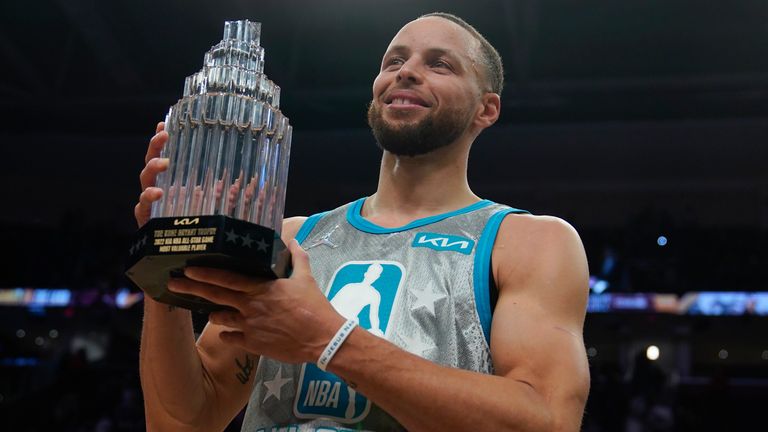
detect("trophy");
top-left (125, 20), bottom-right (292, 313)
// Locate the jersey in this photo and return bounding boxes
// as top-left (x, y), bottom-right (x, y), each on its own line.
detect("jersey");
top-left (240, 197), bottom-right (528, 432)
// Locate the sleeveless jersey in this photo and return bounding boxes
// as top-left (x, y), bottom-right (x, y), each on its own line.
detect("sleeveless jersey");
top-left (241, 198), bottom-right (527, 432)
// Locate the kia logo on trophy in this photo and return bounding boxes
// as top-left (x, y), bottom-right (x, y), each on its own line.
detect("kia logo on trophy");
top-left (125, 20), bottom-right (292, 313)
top-left (174, 218), bottom-right (201, 226)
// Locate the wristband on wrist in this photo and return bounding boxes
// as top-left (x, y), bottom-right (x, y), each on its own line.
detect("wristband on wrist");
top-left (317, 318), bottom-right (357, 371)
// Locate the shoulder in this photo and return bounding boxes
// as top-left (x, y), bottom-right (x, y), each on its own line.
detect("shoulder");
top-left (281, 200), bottom-right (359, 242)
top-left (492, 213), bottom-right (589, 323)
top-left (495, 213), bottom-right (583, 258)
top-left (281, 216), bottom-right (308, 242)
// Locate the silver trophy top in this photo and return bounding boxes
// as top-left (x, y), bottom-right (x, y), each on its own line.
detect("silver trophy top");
top-left (223, 20), bottom-right (261, 44)
top-left (183, 20), bottom-right (280, 108)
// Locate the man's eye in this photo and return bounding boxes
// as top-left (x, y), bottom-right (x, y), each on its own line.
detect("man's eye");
top-left (386, 57), bottom-right (404, 67)
top-left (432, 60), bottom-right (452, 70)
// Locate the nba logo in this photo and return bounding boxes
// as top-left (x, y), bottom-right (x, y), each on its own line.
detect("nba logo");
top-left (294, 261), bottom-right (405, 423)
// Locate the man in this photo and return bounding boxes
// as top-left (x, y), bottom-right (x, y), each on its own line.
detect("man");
top-left (136, 12), bottom-right (590, 431)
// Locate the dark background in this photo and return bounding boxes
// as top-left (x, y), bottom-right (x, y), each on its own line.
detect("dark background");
top-left (1, 0), bottom-right (766, 430)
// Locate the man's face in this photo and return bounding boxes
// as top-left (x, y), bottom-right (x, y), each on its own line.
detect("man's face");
top-left (367, 17), bottom-right (484, 157)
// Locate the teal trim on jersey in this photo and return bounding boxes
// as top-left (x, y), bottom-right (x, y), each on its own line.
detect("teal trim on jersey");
top-left (295, 211), bottom-right (329, 245)
top-left (346, 197), bottom-right (495, 234)
top-left (473, 207), bottom-right (530, 345)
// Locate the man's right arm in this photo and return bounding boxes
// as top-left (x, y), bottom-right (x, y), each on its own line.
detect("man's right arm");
top-left (141, 216), bottom-right (305, 431)
top-left (137, 122), bottom-right (306, 431)
top-left (140, 297), bottom-right (256, 431)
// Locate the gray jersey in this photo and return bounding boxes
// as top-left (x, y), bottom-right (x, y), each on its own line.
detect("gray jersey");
top-left (241, 198), bottom-right (527, 432)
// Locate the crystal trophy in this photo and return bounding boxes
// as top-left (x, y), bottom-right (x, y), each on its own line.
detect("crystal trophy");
top-left (125, 20), bottom-right (292, 313)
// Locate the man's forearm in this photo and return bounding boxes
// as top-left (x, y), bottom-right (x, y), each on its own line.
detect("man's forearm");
top-left (327, 328), bottom-right (555, 432)
top-left (140, 298), bottom-right (210, 428)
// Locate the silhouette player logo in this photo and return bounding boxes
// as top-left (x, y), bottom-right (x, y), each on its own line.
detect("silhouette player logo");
top-left (294, 261), bottom-right (405, 423)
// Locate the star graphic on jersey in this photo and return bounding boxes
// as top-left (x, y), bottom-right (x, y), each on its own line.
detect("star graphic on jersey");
top-left (241, 233), bottom-right (254, 248)
top-left (225, 229), bottom-right (239, 243)
top-left (256, 238), bottom-right (269, 252)
top-left (410, 285), bottom-right (445, 317)
top-left (397, 331), bottom-right (436, 358)
top-left (263, 366), bottom-right (292, 402)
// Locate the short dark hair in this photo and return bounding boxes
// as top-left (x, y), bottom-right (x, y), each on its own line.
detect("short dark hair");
top-left (420, 12), bottom-right (504, 95)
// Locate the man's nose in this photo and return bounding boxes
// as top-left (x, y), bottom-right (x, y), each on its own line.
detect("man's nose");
top-left (396, 59), bottom-right (423, 84)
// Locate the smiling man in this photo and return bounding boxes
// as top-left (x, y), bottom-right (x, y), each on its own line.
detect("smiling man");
top-left (137, 12), bottom-right (590, 432)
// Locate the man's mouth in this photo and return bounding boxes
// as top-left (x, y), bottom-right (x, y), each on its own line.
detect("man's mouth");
top-left (392, 98), bottom-right (415, 106)
top-left (385, 91), bottom-right (430, 108)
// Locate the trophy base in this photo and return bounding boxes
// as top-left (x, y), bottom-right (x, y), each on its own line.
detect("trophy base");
top-left (125, 215), bottom-right (290, 313)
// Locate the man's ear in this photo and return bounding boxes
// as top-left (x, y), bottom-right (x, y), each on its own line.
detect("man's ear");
top-left (474, 92), bottom-right (501, 130)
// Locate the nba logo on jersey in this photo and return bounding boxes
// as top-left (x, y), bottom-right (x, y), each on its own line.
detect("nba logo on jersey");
top-left (294, 261), bottom-right (405, 423)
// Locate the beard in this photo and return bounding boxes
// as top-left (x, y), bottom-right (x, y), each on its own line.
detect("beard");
top-left (366, 100), bottom-right (473, 157)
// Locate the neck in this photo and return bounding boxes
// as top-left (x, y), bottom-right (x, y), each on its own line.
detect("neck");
top-left (363, 141), bottom-right (480, 226)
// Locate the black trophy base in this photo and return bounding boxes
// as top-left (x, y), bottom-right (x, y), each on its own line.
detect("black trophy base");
top-left (125, 215), bottom-right (290, 313)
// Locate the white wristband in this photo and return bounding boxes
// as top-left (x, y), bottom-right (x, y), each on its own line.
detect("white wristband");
top-left (317, 319), bottom-right (357, 371)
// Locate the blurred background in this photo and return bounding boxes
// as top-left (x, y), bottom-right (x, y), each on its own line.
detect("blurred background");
top-left (1, 0), bottom-right (766, 430)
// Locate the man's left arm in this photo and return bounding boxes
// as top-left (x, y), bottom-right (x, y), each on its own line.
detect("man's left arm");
top-left (327, 215), bottom-right (591, 431)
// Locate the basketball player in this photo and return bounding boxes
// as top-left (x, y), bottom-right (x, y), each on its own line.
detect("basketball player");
top-left (136, 12), bottom-right (590, 431)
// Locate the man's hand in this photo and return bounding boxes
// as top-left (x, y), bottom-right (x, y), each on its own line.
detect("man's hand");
top-left (135, 121), bottom-right (169, 227)
top-left (167, 240), bottom-right (346, 364)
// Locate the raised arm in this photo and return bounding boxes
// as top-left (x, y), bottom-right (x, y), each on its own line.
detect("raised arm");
top-left (137, 122), bottom-right (307, 431)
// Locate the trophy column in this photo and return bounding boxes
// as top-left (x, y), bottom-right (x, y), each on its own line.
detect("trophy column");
top-left (125, 20), bottom-right (292, 313)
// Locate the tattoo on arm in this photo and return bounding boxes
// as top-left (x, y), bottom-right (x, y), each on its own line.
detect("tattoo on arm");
top-left (235, 354), bottom-right (255, 384)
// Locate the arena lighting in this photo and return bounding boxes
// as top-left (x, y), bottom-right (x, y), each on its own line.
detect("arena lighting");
top-left (587, 291), bottom-right (768, 315)
top-left (592, 279), bottom-right (609, 294)
top-left (657, 235), bottom-right (668, 246)
top-left (646, 345), bottom-right (660, 361)
top-left (587, 347), bottom-right (598, 358)
top-left (718, 349), bottom-right (729, 360)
